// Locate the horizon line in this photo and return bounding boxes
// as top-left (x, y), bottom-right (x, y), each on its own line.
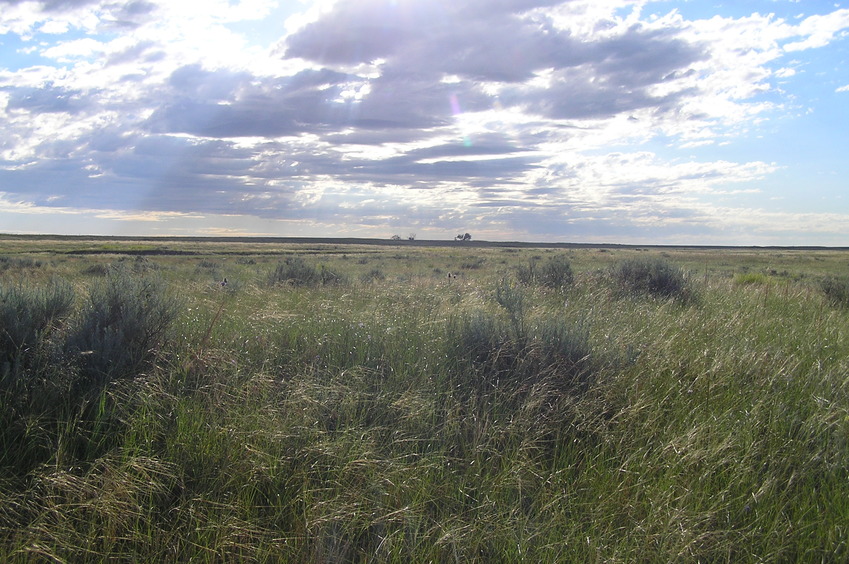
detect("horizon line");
top-left (2, 233), bottom-right (848, 252)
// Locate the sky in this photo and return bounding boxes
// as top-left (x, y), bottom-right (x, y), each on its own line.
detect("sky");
top-left (1, 0), bottom-right (848, 245)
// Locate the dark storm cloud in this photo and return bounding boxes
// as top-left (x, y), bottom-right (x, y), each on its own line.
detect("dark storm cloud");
top-left (91, 129), bottom-right (538, 215)
top-left (141, 1), bottom-right (704, 156)
top-left (454, 0), bottom-right (564, 16)
top-left (432, 21), bottom-right (578, 82)
top-left (3, 84), bottom-right (91, 113)
top-left (122, 136), bottom-right (259, 179)
top-left (283, 0), bottom-right (429, 66)
top-left (0, 0), bottom-right (157, 17)
top-left (0, 160), bottom-right (130, 209)
top-left (284, 0), bottom-right (584, 82)
top-left (145, 66), bottom-right (343, 137)
top-left (145, 64), bottom-right (483, 138)
top-left (519, 68), bottom-right (686, 119)
top-left (593, 26), bottom-right (704, 86)
top-left (350, 70), bottom-right (489, 129)
top-left (165, 64), bottom-right (254, 101)
top-left (0, 134), bottom-right (306, 217)
top-left (99, 1), bottom-right (158, 29)
top-left (334, 154), bottom-right (537, 185)
top-left (323, 128), bottom-right (434, 145)
top-left (0, 0), bottom-right (100, 9)
top-left (0, 0), bottom-right (157, 28)
top-left (403, 137), bottom-right (525, 160)
top-left (499, 25), bottom-right (704, 119)
top-left (285, 0), bottom-right (704, 124)
top-left (147, 99), bottom-right (299, 138)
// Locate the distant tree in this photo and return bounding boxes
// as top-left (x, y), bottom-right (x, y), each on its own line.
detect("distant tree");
top-left (455, 233), bottom-right (472, 242)
top-left (391, 234), bottom-right (401, 241)
top-left (408, 233), bottom-right (416, 241)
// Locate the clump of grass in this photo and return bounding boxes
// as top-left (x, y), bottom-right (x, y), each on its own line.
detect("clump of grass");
top-left (539, 255), bottom-right (574, 289)
top-left (494, 277), bottom-right (527, 337)
top-left (360, 268), bottom-right (386, 284)
top-left (460, 257), bottom-right (486, 270)
top-left (130, 256), bottom-right (160, 272)
top-left (268, 257), bottom-right (318, 286)
top-left (81, 263), bottom-right (112, 276)
top-left (448, 280), bottom-right (592, 401)
top-left (196, 259), bottom-right (219, 270)
top-left (449, 310), bottom-right (511, 372)
top-left (268, 257), bottom-right (347, 287)
top-left (516, 254), bottom-right (574, 289)
top-left (734, 272), bottom-right (771, 285)
top-left (449, 312), bottom-right (589, 379)
top-left (611, 257), bottom-right (691, 300)
top-left (80, 257), bottom-right (158, 277)
top-left (818, 275), bottom-right (849, 307)
top-left (0, 256), bottom-right (43, 270)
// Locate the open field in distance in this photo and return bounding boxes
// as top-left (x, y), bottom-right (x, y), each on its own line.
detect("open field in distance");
top-left (1, 235), bottom-right (848, 562)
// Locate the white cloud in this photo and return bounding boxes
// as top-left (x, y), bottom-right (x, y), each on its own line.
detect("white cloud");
top-left (41, 37), bottom-right (106, 61)
top-left (784, 8), bottom-right (849, 51)
top-left (38, 19), bottom-right (69, 34)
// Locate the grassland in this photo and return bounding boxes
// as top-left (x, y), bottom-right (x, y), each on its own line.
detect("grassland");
top-left (1, 236), bottom-right (848, 562)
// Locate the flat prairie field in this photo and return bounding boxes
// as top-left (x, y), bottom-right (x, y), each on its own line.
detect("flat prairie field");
top-left (1, 236), bottom-right (848, 562)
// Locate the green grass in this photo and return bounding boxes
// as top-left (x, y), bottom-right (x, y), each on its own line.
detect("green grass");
top-left (1, 237), bottom-right (847, 562)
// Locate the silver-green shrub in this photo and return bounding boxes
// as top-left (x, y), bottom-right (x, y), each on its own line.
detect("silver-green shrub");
top-left (611, 257), bottom-right (689, 299)
top-left (269, 257), bottom-right (347, 286)
top-left (65, 266), bottom-right (181, 387)
top-left (819, 275), bottom-right (849, 307)
top-left (0, 279), bottom-right (74, 368)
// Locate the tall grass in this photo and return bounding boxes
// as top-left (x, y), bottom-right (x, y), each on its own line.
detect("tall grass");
top-left (1, 245), bottom-right (847, 562)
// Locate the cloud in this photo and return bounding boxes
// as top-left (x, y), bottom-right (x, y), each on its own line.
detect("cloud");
top-left (783, 8), bottom-right (849, 51)
top-left (0, 0), bottom-right (157, 36)
top-left (1, 0), bottom-right (849, 244)
top-left (3, 83), bottom-right (91, 113)
top-left (0, 0), bottom-right (103, 12)
top-left (285, 0), bottom-right (580, 81)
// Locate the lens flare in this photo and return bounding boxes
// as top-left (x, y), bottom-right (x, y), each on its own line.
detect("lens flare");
top-left (449, 93), bottom-right (472, 147)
